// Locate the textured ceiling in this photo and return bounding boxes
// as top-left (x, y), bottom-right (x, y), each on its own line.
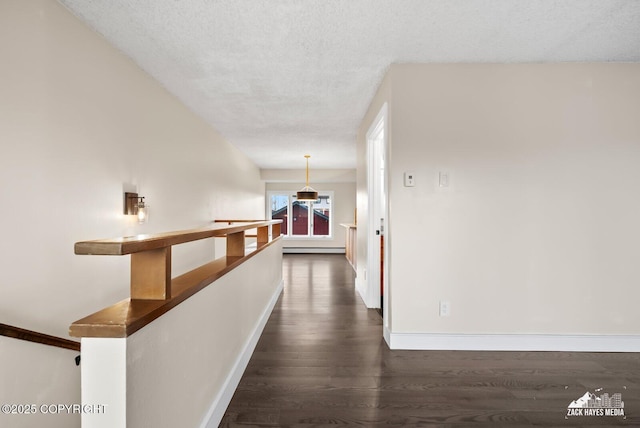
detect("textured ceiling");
top-left (58, 0), bottom-right (640, 169)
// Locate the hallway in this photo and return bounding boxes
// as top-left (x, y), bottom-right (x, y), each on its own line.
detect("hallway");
top-left (221, 254), bottom-right (638, 427)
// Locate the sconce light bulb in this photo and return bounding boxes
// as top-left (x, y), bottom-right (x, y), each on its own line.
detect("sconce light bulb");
top-left (136, 197), bottom-right (148, 223)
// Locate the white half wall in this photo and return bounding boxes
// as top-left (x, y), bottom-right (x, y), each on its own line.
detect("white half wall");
top-left (81, 240), bottom-right (283, 428)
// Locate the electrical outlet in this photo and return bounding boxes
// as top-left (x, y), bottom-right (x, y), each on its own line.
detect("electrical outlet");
top-left (439, 300), bottom-right (450, 317)
top-left (404, 172), bottom-right (415, 187)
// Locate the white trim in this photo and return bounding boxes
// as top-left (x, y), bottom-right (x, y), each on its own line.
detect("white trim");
top-left (383, 325), bottom-right (391, 347)
top-left (282, 247), bottom-right (345, 254)
top-left (201, 279), bottom-right (284, 428)
top-left (386, 332), bottom-right (640, 352)
top-left (81, 338), bottom-right (127, 428)
top-left (266, 190), bottom-right (335, 239)
top-left (356, 276), bottom-right (368, 306)
top-left (365, 102), bottom-right (388, 310)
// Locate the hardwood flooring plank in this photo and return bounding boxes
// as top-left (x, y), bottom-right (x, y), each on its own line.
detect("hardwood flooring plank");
top-left (220, 254), bottom-right (640, 427)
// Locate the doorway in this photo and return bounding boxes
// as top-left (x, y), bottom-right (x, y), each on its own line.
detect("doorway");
top-left (366, 103), bottom-right (388, 321)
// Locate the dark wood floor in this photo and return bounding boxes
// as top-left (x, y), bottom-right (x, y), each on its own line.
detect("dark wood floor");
top-left (221, 254), bottom-right (639, 427)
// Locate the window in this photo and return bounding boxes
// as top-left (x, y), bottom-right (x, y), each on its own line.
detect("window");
top-left (268, 191), bottom-right (333, 238)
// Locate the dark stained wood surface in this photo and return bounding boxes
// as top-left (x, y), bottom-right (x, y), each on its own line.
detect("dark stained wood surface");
top-left (0, 323), bottom-right (80, 352)
top-left (222, 254), bottom-right (640, 427)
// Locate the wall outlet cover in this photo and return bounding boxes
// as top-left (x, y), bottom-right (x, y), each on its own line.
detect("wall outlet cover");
top-left (439, 300), bottom-right (450, 317)
top-left (404, 172), bottom-right (415, 187)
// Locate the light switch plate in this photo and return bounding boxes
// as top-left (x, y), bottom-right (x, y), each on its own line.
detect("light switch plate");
top-left (439, 171), bottom-right (449, 187)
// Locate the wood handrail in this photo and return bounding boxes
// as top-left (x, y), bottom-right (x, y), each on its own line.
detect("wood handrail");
top-left (213, 220), bottom-right (266, 238)
top-left (75, 220), bottom-right (281, 256)
top-left (70, 219), bottom-right (282, 338)
top-left (1, 323), bottom-right (80, 352)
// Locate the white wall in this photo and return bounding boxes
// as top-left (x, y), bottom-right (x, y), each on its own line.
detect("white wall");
top-left (358, 64), bottom-right (640, 346)
top-left (261, 168), bottom-right (356, 183)
top-left (0, 0), bottom-right (264, 423)
top-left (0, 338), bottom-right (81, 428)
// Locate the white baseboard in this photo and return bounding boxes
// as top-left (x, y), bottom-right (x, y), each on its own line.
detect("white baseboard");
top-left (354, 276), bottom-right (380, 309)
top-left (201, 279), bottom-right (284, 428)
top-left (283, 247), bottom-right (345, 254)
top-left (355, 278), bottom-right (367, 307)
top-left (386, 332), bottom-right (640, 352)
top-left (383, 325), bottom-right (391, 347)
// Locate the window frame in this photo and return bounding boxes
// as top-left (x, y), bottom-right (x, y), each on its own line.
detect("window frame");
top-left (267, 190), bottom-right (334, 239)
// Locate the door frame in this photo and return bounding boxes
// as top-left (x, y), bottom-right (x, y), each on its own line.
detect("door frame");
top-left (365, 103), bottom-right (389, 318)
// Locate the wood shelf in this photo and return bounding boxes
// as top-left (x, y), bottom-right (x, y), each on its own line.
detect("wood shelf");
top-left (70, 220), bottom-right (282, 338)
top-left (75, 220), bottom-right (280, 256)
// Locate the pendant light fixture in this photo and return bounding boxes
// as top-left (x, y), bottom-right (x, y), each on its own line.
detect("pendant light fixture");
top-left (296, 155), bottom-right (318, 201)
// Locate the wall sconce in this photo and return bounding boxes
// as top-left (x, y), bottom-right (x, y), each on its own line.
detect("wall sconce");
top-left (124, 192), bottom-right (149, 223)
